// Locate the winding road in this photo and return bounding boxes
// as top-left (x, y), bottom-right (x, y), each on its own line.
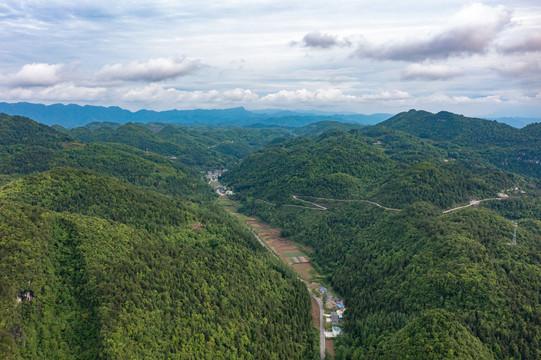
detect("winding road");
top-left (291, 195), bottom-right (401, 211)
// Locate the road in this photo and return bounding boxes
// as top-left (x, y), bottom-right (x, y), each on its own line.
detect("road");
top-left (308, 288), bottom-right (325, 360)
top-left (246, 224), bottom-right (279, 259)
top-left (292, 195), bottom-right (401, 211)
top-left (291, 195), bottom-right (328, 210)
top-left (442, 197), bottom-right (503, 214)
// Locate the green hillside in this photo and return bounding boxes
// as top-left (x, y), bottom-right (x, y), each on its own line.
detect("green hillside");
top-left (64, 122), bottom-right (295, 170)
top-left (224, 128), bottom-right (513, 208)
top-left (223, 111), bottom-right (541, 359)
top-left (0, 115), bottom-right (318, 359)
top-left (380, 110), bottom-right (541, 181)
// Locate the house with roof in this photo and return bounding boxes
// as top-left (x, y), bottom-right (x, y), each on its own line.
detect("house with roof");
top-left (330, 311), bottom-right (339, 325)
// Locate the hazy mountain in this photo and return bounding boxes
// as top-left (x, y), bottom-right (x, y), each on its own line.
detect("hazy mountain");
top-left (490, 117), bottom-right (541, 128)
top-left (0, 102), bottom-right (391, 128)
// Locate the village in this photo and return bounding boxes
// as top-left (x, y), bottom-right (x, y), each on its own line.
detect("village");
top-left (205, 170), bottom-right (234, 196)
top-left (317, 286), bottom-right (345, 339)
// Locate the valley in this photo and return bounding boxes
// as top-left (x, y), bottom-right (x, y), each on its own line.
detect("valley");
top-left (1, 109), bottom-right (540, 359)
top-left (214, 191), bottom-right (340, 360)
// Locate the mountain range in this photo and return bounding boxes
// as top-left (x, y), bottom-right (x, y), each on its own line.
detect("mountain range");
top-left (0, 102), bottom-right (391, 128)
top-left (1, 108), bottom-right (539, 359)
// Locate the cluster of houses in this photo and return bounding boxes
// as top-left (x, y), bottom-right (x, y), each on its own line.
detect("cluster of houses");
top-left (215, 184), bottom-right (234, 196)
top-left (205, 169), bottom-right (228, 183)
top-left (204, 169), bottom-right (234, 195)
top-left (318, 286), bottom-right (345, 339)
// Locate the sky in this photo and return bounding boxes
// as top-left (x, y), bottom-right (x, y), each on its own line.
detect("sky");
top-left (0, 0), bottom-right (540, 117)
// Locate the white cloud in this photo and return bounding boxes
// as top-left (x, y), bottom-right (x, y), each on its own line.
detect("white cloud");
top-left (355, 3), bottom-right (511, 61)
top-left (6, 63), bottom-right (68, 87)
top-left (96, 57), bottom-right (202, 82)
top-left (121, 85), bottom-right (412, 108)
top-left (499, 32), bottom-right (541, 53)
top-left (122, 85), bottom-right (259, 108)
top-left (359, 90), bottom-right (411, 101)
top-left (259, 88), bottom-right (357, 104)
top-left (415, 92), bottom-right (503, 105)
top-left (0, 83), bottom-right (107, 101)
top-left (492, 59), bottom-right (541, 77)
top-left (401, 63), bottom-right (465, 80)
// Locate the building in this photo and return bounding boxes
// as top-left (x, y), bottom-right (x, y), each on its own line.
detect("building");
top-left (330, 311), bottom-right (339, 325)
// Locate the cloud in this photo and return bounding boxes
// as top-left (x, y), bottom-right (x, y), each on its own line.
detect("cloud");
top-left (6, 63), bottom-right (69, 87)
top-left (355, 3), bottom-right (511, 61)
top-left (493, 59), bottom-right (541, 77)
top-left (415, 92), bottom-right (503, 105)
top-left (499, 32), bottom-right (541, 54)
top-left (123, 84), bottom-right (258, 104)
top-left (294, 31), bottom-right (351, 49)
top-left (401, 63), bottom-right (465, 80)
top-left (259, 88), bottom-right (358, 104)
top-left (122, 85), bottom-right (411, 108)
top-left (96, 57), bottom-right (202, 82)
top-left (0, 83), bottom-right (107, 101)
top-left (302, 31), bottom-right (337, 48)
top-left (359, 90), bottom-right (411, 101)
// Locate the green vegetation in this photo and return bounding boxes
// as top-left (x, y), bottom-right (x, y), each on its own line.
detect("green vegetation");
top-left (223, 111), bottom-right (541, 359)
top-left (381, 110), bottom-right (541, 181)
top-left (224, 128), bottom-right (514, 208)
top-left (0, 114), bottom-right (318, 359)
top-left (2, 109), bottom-right (539, 359)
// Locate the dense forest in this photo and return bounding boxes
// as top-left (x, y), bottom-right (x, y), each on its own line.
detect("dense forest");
top-left (222, 111), bottom-right (541, 359)
top-left (0, 114), bottom-right (318, 359)
top-left (2, 110), bottom-right (539, 359)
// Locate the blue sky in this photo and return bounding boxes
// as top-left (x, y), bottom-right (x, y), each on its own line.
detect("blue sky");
top-left (0, 1), bottom-right (540, 117)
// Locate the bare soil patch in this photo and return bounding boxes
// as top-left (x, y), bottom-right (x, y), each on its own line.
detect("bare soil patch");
top-left (291, 263), bottom-right (315, 280)
top-left (325, 339), bottom-right (335, 358)
top-left (311, 297), bottom-right (320, 329)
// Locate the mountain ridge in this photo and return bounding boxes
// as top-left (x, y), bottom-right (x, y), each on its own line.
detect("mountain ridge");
top-left (0, 102), bottom-right (391, 128)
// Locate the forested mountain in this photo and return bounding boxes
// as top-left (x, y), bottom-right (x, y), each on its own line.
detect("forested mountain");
top-left (224, 128), bottom-right (516, 209)
top-left (381, 110), bottom-right (541, 181)
top-left (2, 109), bottom-right (539, 359)
top-left (223, 110), bottom-right (541, 359)
top-left (0, 114), bottom-right (318, 359)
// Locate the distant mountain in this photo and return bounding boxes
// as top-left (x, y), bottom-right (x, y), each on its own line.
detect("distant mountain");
top-left (490, 117), bottom-right (541, 128)
top-left (0, 102), bottom-right (391, 128)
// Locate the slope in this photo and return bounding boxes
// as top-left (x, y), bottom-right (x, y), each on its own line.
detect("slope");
top-left (223, 114), bottom-right (540, 359)
top-left (380, 110), bottom-right (540, 180)
top-left (0, 116), bottom-right (318, 359)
